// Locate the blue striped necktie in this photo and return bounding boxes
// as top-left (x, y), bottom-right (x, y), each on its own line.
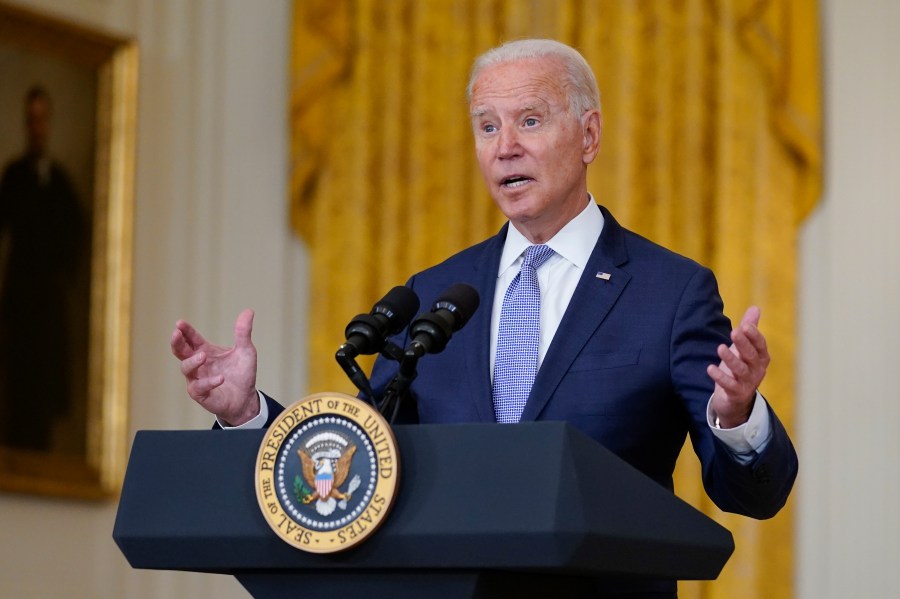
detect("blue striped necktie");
top-left (492, 244), bottom-right (555, 423)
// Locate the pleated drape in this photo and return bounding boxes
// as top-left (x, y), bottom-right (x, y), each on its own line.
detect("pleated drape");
top-left (290, 2), bottom-right (821, 597)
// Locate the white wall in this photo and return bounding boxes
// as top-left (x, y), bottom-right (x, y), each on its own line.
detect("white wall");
top-left (1, 0), bottom-right (899, 597)
top-left (0, 1), bottom-right (305, 597)
top-left (796, 0), bottom-right (900, 597)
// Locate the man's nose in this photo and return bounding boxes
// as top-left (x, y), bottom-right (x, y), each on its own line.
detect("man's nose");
top-left (497, 127), bottom-right (521, 159)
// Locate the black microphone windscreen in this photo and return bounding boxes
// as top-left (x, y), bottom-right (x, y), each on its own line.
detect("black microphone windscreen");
top-left (433, 283), bottom-right (480, 330)
top-left (377, 286), bottom-right (420, 333)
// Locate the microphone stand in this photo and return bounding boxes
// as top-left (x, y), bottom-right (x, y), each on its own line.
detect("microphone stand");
top-left (378, 341), bottom-right (424, 423)
top-left (335, 338), bottom-right (409, 415)
top-left (335, 344), bottom-right (378, 406)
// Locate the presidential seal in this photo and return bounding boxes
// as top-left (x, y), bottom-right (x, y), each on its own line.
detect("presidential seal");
top-left (255, 392), bottom-right (400, 553)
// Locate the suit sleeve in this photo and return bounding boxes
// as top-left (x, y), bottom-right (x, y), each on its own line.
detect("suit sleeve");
top-left (672, 267), bottom-right (798, 519)
top-left (210, 392), bottom-right (285, 430)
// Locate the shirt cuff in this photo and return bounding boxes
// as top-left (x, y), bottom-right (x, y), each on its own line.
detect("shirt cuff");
top-left (216, 390), bottom-right (268, 430)
top-left (707, 391), bottom-right (772, 457)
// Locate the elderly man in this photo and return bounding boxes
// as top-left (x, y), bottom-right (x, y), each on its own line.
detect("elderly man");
top-left (172, 39), bottom-right (797, 597)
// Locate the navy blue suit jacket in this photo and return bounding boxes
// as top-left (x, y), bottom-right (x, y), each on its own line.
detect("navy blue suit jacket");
top-left (366, 204), bottom-right (796, 520)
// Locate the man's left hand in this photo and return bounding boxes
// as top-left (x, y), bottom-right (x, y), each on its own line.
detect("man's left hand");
top-left (707, 305), bottom-right (770, 428)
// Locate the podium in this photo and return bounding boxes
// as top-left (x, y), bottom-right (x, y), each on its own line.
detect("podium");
top-left (113, 422), bottom-right (733, 597)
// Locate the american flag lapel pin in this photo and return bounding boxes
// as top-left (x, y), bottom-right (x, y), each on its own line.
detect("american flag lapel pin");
top-left (595, 271), bottom-right (611, 281)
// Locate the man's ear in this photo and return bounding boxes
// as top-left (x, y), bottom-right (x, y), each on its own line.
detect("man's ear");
top-left (581, 110), bottom-right (602, 163)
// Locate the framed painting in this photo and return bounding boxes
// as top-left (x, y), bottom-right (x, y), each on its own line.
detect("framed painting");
top-left (0, 2), bottom-right (136, 498)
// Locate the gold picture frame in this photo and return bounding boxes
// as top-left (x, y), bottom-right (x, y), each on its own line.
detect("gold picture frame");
top-left (0, 3), bottom-right (136, 498)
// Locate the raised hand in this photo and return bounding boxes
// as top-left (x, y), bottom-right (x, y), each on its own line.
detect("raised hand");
top-left (170, 308), bottom-right (260, 426)
top-left (707, 306), bottom-right (770, 429)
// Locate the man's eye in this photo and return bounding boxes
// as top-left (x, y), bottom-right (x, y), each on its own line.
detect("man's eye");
top-left (524, 117), bottom-right (539, 127)
top-left (483, 124), bottom-right (497, 133)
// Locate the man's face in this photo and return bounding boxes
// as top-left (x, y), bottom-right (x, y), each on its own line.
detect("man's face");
top-left (25, 96), bottom-right (52, 157)
top-left (469, 57), bottom-right (600, 243)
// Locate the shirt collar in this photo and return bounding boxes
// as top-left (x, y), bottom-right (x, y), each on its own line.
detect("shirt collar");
top-left (497, 195), bottom-right (605, 276)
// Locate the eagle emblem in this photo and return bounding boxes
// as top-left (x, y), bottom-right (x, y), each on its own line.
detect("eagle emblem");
top-left (256, 393), bottom-right (401, 553)
top-left (298, 431), bottom-right (361, 516)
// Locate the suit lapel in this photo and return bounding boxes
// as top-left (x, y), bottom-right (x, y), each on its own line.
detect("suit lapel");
top-left (520, 207), bottom-right (631, 422)
top-left (466, 226), bottom-right (507, 422)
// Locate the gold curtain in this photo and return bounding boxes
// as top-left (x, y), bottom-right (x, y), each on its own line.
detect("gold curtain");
top-left (290, 1), bottom-right (821, 597)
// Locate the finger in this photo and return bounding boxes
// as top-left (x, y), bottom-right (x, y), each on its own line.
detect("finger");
top-left (170, 328), bottom-right (189, 358)
top-left (739, 305), bottom-right (761, 329)
top-left (188, 375), bottom-right (225, 402)
top-left (233, 308), bottom-right (255, 348)
top-left (730, 327), bottom-right (760, 363)
top-left (732, 322), bottom-right (771, 373)
top-left (708, 362), bottom-right (753, 401)
top-left (718, 343), bottom-right (751, 380)
top-left (171, 327), bottom-right (202, 360)
top-left (711, 343), bottom-right (735, 377)
top-left (719, 343), bottom-right (766, 397)
top-left (175, 319), bottom-right (209, 350)
top-left (742, 321), bottom-right (770, 363)
top-left (707, 363), bottom-right (738, 393)
top-left (180, 351), bottom-right (206, 378)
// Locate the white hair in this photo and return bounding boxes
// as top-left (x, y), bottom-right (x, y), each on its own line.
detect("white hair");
top-left (466, 38), bottom-right (601, 116)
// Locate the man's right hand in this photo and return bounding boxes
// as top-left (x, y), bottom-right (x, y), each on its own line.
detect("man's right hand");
top-left (170, 308), bottom-right (260, 426)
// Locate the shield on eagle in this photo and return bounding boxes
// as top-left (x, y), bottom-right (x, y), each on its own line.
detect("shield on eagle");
top-left (315, 465), bottom-right (334, 498)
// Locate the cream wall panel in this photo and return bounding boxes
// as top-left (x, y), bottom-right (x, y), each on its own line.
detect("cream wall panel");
top-left (0, 0), bottom-right (303, 597)
top-left (797, 0), bottom-right (900, 597)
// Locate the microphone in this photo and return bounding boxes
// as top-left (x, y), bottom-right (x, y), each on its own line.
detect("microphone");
top-left (336, 286), bottom-right (419, 403)
top-left (406, 283), bottom-right (480, 357)
top-left (379, 283), bottom-right (480, 422)
top-left (339, 286), bottom-right (420, 358)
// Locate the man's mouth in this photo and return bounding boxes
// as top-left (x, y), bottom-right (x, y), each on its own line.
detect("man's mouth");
top-left (501, 175), bottom-right (533, 188)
